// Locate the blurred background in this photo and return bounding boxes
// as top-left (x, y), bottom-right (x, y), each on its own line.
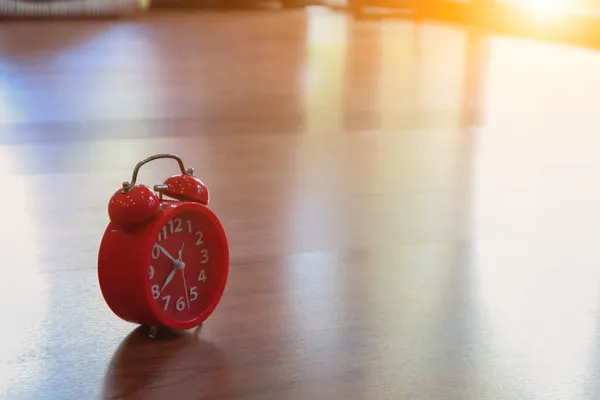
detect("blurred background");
top-left (3, 1), bottom-right (600, 400)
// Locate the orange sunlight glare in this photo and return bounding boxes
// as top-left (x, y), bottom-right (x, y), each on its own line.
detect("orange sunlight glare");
top-left (523, 0), bottom-right (566, 16)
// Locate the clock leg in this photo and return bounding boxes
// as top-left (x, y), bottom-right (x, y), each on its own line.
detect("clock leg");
top-left (148, 325), bottom-right (159, 339)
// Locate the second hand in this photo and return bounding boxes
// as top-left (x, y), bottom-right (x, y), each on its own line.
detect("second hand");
top-left (178, 241), bottom-right (190, 309)
top-left (181, 270), bottom-right (191, 309)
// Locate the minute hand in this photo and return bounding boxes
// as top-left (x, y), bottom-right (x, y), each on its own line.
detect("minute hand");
top-left (155, 244), bottom-right (178, 263)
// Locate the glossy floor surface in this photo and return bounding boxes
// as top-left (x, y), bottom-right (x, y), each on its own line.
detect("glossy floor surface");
top-left (3, 7), bottom-right (600, 400)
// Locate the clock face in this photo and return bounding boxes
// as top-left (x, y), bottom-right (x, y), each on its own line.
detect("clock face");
top-left (148, 210), bottom-right (225, 323)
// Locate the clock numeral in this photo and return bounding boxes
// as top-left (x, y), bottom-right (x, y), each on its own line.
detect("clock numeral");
top-left (152, 244), bottom-right (160, 259)
top-left (160, 218), bottom-right (183, 241)
top-left (161, 295), bottom-right (171, 311)
top-left (190, 286), bottom-right (198, 301)
top-left (187, 219), bottom-right (193, 233)
top-left (197, 270), bottom-right (207, 283)
top-left (195, 231), bottom-right (204, 246)
top-left (149, 266), bottom-right (155, 280)
top-left (201, 249), bottom-right (209, 264)
top-left (176, 296), bottom-right (186, 312)
top-left (152, 285), bottom-right (160, 299)
top-left (168, 218), bottom-right (183, 235)
top-left (158, 226), bottom-right (168, 242)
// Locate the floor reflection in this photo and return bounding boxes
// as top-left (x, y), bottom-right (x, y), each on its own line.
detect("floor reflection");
top-left (0, 25), bottom-right (166, 125)
top-left (102, 326), bottom-right (229, 400)
top-left (303, 7), bottom-right (349, 136)
top-left (472, 34), bottom-right (600, 399)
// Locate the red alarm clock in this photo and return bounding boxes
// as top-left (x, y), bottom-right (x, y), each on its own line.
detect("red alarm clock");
top-left (98, 154), bottom-right (229, 337)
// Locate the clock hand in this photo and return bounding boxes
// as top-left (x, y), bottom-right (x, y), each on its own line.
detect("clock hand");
top-left (161, 268), bottom-right (177, 291)
top-left (181, 269), bottom-right (191, 310)
top-left (155, 243), bottom-right (178, 263)
top-left (178, 243), bottom-right (185, 262)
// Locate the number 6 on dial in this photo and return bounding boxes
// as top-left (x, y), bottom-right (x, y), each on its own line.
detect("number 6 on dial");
top-left (97, 153), bottom-right (230, 334)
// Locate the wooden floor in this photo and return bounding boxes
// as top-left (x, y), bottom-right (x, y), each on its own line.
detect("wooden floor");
top-left (3, 6), bottom-right (600, 400)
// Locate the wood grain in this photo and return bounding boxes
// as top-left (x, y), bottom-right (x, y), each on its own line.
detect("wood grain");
top-left (2, 7), bottom-right (600, 400)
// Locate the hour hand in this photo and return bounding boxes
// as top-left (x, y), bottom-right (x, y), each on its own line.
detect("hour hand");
top-left (178, 243), bottom-right (185, 261)
top-left (161, 269), bottom-right (177, 291)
